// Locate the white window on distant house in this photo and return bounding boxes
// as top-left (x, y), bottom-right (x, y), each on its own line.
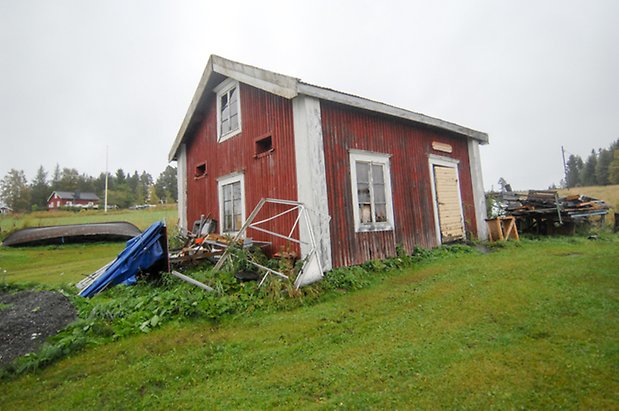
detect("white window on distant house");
top-left (218, 173), bottom-right (245, 235)
top-left (215, 79), bottom-right (242, 142)
top-left (349, 150), bottom-right (395, 232)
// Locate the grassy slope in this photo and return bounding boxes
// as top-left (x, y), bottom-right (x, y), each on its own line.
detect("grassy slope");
top-left (1, 237), bottom-right (618, 409)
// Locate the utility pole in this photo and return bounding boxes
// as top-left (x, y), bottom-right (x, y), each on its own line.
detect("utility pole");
top-left (561, 146), bottom-right (568, 187)
top-left (104, 146), bottom-right (109, 213)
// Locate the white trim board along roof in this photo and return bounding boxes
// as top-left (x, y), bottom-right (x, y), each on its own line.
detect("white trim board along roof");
top-left (169, 55), bottom-right (489, 162)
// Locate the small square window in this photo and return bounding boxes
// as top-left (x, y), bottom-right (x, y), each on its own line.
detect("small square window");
top-left (254, 135), bottom-right (273, 157)
top-left (194, 162), bottom-right (207, 178)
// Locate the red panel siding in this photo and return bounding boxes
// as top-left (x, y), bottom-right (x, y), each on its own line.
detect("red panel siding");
top-left (184, 83), bottom-right (299, 255)
top-left (321, 101), bottom-right (477, 267)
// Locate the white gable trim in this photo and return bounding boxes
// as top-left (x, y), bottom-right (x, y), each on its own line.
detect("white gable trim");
top-left (169, 55), bottom-right (489, 162)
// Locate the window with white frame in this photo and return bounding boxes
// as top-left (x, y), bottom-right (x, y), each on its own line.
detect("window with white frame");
top-left (218, 173), bottom-right (245, 234)
top-left (349, 151), bottom-right (395, 232)
top-left (215, 79), bottom-right (242, 142)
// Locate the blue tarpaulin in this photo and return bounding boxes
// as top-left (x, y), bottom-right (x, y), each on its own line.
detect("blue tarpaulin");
top-left (79, 221), bottom-right (168, 298)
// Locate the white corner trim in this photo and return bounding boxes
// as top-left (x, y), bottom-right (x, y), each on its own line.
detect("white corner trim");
top-left (176, 144), bottom-right (188, 232)
top-left (292, 95), bottom-right (332, 271)
top-left (468, 139), bottom-right (488, 240)
top-left (428, 156), bottom-right (466, 245)
top-left (217, 172), bottom-right (246, 236)
top-left (349, 150), bottom-right (395, 233)
top-left (215, 78), bottom-right (242, 142)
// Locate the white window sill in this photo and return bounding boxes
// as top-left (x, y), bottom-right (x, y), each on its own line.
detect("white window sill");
top-left (355, 224), bottom-right (394, 233)
top-left (218, 128), bottom-right (242, 143)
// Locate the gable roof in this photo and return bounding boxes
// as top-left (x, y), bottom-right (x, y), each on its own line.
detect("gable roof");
top-left (48, 191), bottom-right (100, 202)
top-left (169, 55), bottom-right (489, 161)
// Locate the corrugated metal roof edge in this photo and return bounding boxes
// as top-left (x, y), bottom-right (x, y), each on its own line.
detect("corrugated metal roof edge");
top-left (168, 55), bottom-right (488, 162)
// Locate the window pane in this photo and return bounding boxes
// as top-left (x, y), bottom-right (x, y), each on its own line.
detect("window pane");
top-left (233, 199), bottom-right (241, 216)
top-left (234, 213), bottom-right (242, 230)
top-left (224, 215), bottom-right (233, 231)
top-left (357, 182), bottom-right (370, 203)
top-left (232, 182), bottom-right (241, 200)
top-left (229, 87), bottom-right (237, 103)
top-left (374, 204), bottom-right (387, 222)
top-left (372, 164), bottom-right (384, 184)
top-left (373, 183), bottom-right (386, 203)
top-left (230, 115), bottom-right (238, 131)
top-left (222, 104), bottom-right (229, 121)
top-left (223, 184), bottom-right (232, 201)
top-left (359, 204), bottom-right (372, 223)
top-left (230, 95), bottom-right (238, 116)
top-left (356, 162), bottom-right (369, 183)
top-left (221, 93), bottom-right (228, 109)
top-left (221, 118), bottom-right (230, 134)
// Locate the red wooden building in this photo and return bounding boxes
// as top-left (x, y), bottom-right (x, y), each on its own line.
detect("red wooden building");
top-left (47, 191), bottom-right (100, 209)
top-left (169, 56), bottom-right (489, 270)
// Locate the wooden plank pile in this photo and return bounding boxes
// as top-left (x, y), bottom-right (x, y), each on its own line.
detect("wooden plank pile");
top-left (168, 216), bottom-right (270, 267)
top-left (499, 190), bottom-right (609, 235)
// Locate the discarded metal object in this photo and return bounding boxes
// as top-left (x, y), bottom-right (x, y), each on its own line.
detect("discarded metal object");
top-left (496, 190), bottom-right (609, 235)
top-left (170, 270), bottom-right (214, 292)
top-left (2, 221), bottom-right (141, 247)
top-left (213, 198), bottom-right (330, 288)
top-left (77, 221), bottom-right (168, 297)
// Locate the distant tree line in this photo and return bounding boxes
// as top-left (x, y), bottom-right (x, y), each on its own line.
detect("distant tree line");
top-left (0, 165), bottom-right (177, 212)
top-left (564, 139), bottom-right (619, 188)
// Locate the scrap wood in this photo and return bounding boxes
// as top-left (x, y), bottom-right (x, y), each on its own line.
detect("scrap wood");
top-left (497, 189), bottom-right (609, 234)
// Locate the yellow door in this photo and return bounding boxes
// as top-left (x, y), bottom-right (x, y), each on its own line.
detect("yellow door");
top-left (433, 165), bottom-right (464, 242)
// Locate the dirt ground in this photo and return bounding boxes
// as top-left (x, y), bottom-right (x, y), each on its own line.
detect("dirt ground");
top-left (0, 290), bottom-right (76, 366)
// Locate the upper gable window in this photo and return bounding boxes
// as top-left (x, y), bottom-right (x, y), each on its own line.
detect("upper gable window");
top-left (215, 79), bottom-right (242, 142)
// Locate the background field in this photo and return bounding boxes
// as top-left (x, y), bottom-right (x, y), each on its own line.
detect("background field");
top-left (559, 184), bottom-right (619, 210)
top-left (0, 205), bottom-right (178, 240)
top-left (0, 206), bottom-right (177, 285)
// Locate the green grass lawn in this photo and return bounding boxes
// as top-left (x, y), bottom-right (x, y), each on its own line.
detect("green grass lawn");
top-left (0, 243), bottom-right (125, 285)
top-left (1, 236), bottom-right (618, 409)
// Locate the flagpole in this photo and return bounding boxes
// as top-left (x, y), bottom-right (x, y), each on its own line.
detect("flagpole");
top-left (104, 146), bottom-right (109, 213)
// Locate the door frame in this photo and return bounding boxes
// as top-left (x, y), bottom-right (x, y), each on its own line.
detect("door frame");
top-left (428, 155), bottom-right (466, 245)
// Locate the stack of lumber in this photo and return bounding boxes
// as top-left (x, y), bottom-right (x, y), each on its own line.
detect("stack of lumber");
top-left (503, 190), bottom-right (609, 221)
top-left (497, 190), bottom-right (609, 235)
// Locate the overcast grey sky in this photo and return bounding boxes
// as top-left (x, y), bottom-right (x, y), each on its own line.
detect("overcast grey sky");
top-left (1, 0), bottom-right (618, 190)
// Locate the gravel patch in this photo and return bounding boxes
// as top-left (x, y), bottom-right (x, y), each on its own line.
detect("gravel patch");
top-left (0, 290), bottom-right (76, 366)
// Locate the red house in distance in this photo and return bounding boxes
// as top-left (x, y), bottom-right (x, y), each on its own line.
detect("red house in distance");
top-left (47, 191), bottom-right (100, 209)
top-left (169, 55), bottom-right (489, 271)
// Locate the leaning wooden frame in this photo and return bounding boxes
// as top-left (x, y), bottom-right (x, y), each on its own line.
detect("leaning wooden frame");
top-left (212, 198), bottom-right (330, 288)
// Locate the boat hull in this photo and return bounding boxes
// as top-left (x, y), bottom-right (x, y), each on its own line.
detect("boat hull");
top-left (2, 222), bottom-right (142, 247)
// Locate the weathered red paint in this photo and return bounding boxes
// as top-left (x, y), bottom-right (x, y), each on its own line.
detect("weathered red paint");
top-left (184, 83), bottom-right (300, 255)
top-left (320, 101), bottom-right (477, 267)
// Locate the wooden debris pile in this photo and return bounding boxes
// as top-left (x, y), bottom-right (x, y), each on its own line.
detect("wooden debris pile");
top-left (499, 190), bottom-right (609, 234)
top-left (169, 216), bottom-right (270, 267)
